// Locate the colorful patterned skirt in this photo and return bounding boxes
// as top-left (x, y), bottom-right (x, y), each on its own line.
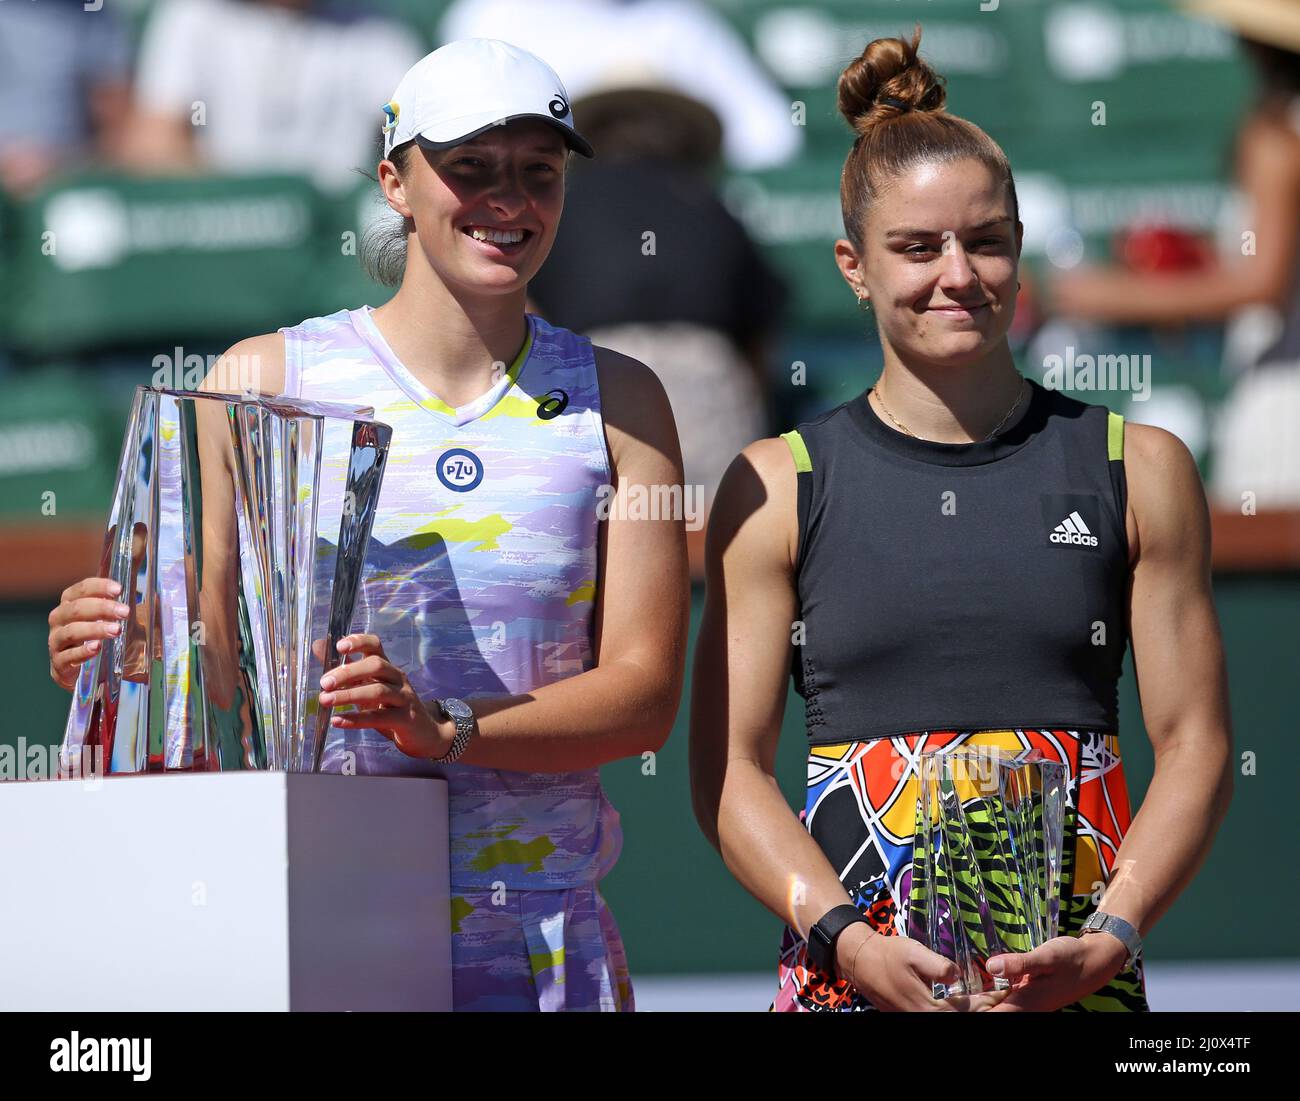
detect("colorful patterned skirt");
top-left (450, 882), bottom-right (635, 1011)
top-left (773, 729), bottom-right (1150, 1012)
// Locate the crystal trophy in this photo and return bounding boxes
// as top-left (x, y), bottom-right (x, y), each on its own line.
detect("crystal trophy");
top-left (60, 387), bottom-right (391, 775)
top-left (907, 747), bottom-right (1066, 998)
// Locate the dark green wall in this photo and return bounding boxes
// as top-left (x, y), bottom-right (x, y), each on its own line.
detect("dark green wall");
top-left (9, 575), bottom-right (1297, 972)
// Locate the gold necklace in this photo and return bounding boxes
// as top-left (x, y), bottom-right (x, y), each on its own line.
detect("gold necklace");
top-left (872, 377), bottom-right (1028, 442)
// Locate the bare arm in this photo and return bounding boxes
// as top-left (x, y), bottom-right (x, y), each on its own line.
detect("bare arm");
top-left (689, 439), bottom-right (852, 934)
top-left (1050, 115), bottom-right (1300, 324)
top-left (688, 440), bottom-right (979, 1009)
top-left (1094, 423), bottom-right (1235, 934)
top-left (116, 0), bottom-right (204, 174)
top-left (88, 79), bottom-right (134, 165)
top-left (117, 111), bottom-right (202, 174)
top-left (989, 422), bottom-right (1236, 1008)
top-left (449, 346), bottom-right (690, 772)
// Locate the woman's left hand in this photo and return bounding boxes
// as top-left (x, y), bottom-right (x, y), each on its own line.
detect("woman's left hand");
top-left (984, 933), bottom-right (1129, 1012)
top-left (316, 633), bottom-right (454, 760)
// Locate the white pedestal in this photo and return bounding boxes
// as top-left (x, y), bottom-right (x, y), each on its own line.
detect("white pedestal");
top-left (0, 772), bottom-right (452, 1010)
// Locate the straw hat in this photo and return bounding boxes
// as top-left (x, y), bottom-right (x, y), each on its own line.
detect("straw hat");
top-left (1182, 0), bottom-right (1300, 55)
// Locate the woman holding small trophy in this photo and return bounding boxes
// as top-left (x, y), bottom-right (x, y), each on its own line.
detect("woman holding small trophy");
top-left (690, 27), bottom-right (1234, 1012)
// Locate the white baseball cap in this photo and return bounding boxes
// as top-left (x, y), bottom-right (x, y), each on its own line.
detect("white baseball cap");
top-left (381, 38), bottom-right (594, 160)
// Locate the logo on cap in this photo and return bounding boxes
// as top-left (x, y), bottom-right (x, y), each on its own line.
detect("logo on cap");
top-left (381, 101), bottom-right (400, 133)
top-left (548, 94), bottom-right (570, 119)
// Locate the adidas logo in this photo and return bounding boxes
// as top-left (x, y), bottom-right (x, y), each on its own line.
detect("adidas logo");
top-left (1049, 510), bottom-right (1099, 547)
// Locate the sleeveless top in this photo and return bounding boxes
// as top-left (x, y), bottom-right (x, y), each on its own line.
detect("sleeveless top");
top-left (279, 306), bottom-right (622, 890)
top-left (781, 379), bottom-right (1129, 744)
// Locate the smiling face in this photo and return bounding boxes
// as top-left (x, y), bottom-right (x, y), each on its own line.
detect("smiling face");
top-left (837, 157), bottom-right (1023, 369)
top-left (379, 118), bottom-right (568, 296)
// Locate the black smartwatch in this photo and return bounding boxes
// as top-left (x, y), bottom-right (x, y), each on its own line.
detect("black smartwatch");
top-left (806, 904), bottom-right (869, 978)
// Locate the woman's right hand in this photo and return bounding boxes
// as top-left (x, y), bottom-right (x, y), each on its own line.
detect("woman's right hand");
top-left (836, 924), bottom-right (1007, 1011)
top-left (47, 577), bottom-right (132, 691)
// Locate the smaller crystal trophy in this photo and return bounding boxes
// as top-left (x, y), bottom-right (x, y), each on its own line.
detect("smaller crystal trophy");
top-left (907, 747), bottom-right (1066, 998)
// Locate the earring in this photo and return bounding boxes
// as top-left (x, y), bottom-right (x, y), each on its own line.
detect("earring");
top-left (857, 294), bottom-right (871, 311)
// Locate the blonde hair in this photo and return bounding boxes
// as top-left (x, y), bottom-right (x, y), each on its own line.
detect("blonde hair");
top-left (359, 142), bottom-right (413, 288)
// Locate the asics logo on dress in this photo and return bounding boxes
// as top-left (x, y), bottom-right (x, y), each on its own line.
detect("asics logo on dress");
top-left (1050, 510), bottom-right (1098, 547)
top-left (537, 388), bottom-right (569, 420)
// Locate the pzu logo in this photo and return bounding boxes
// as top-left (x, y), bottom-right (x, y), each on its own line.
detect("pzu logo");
top-left (437, 448), bottom-right (484, 492)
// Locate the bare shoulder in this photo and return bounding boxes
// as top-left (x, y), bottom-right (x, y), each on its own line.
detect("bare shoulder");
top-left (592, 344), bottom-right (681, 471)
top-left (707, 437), bottom-right (799, 574)
top-left (593, 344), bottom-right (672, 423)
top-left (739, 436), bottom-right (800, 502)
top-left (1123, 422), bottom-right (1209, 564)
top-left (1125, 422), bottom-right (1202, 491)
top-left (202, 332), bottom-right (287, 396)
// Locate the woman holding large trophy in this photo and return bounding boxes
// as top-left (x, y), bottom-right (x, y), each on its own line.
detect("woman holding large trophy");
top-left (46, 40), bottom-right (689, 1012)
top-left (691, 27), bottom-right (1233, 1012)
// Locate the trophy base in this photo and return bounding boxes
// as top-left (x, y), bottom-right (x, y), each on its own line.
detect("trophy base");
top-left (932, 976), bottom-right (1012, 999)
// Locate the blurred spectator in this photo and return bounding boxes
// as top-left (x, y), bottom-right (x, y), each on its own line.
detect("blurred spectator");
top-left (527, 71), bottom-right (786, 509)
top-left (0, 0), bottom-right (132, 194)
top-left (120, 0), bottom-right (424, 191)
top-left (440, 0), bottom-right (801, 172)
top-left (1050, 0), bottom-right (1300, 508)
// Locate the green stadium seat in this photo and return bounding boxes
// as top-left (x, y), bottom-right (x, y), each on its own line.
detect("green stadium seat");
top-left (0, 365), bottom-right (127, 521)
top-left (1, 173), bottom-right (325, 356)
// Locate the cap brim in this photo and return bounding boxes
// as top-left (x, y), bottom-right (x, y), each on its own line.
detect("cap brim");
top-left (413, 113), bottom-right (594, 158)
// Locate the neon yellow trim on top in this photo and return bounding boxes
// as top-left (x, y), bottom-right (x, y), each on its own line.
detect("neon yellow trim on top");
top-left (506, 326), bottom-right (534, 385)
top-left (780, 429), bottom-right (812, 473)
top-left (1107, 411), bottom-right (1124, 461)
top-left (417, 325), bottom-right (535, 417)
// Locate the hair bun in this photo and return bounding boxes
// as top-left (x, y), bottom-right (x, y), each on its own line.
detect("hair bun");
top-left (837, 24), bottom-right (947, 136)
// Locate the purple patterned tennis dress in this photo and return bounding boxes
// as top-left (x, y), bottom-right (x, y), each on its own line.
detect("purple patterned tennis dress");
top-left (280, 306), bottom-right (633, 1011)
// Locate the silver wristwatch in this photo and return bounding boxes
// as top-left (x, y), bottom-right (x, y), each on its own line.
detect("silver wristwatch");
top-left (1079, 911), bottom-right (1142, 969)
top-left (432, 697), bottom-right (476, 763)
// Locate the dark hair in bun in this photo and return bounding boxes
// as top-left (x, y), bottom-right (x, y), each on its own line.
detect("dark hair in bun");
top-left (837, 24), bottom-right (1018, 248)
top-left (837, 24), bottom-right (947, 133)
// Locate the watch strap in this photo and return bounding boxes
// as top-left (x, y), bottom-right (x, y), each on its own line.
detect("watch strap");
top-left (806, 903), bottom-right (868, 979)
top-left (434, 698), bottom-right (475, 763)
top-left (1081, 911), bottom-right (1142, 968)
